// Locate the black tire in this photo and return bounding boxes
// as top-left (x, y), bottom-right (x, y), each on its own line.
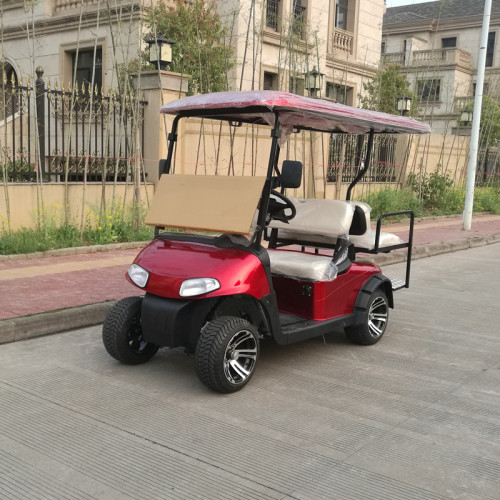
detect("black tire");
top-left (345, 289), bottom-right (389, 345)
top-left (195, 316), bottom-right (259, 393)
top-left (102, 296), bottom-right (159, 364)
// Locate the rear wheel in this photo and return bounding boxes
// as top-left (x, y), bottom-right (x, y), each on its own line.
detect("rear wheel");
top-left (195, 316), bottom-right (259, 393)
top-left (345, 289), bottom-right (389, 345)
top-left (102, 296), bottom-right (159, 364)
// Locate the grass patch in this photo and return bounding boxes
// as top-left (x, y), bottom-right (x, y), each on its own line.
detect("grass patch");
top-left (362, 186), bottom-right (500, 219)
top-left (0, 202), bottom-right (155, 255)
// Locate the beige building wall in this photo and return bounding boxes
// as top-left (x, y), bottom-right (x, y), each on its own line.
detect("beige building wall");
top-left (382, 10), bottom-right (500, 133)
top-left (217, 0), bottom-right (385, 102)
top-left (0, 0), bottom-right (149, 89)
top-left (0, 183), bottom-right (154, 231)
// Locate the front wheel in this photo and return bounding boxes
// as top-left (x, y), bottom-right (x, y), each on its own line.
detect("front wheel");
top-left (195, 316), bottom-right (259, 393)
top-left (102, 296), bottom-right (159, 364)
top-left (345, 289), bottom-right (389, 345)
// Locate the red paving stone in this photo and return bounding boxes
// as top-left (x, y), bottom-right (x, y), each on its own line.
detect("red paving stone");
top-left (1, 214), bottom-right (499, 321)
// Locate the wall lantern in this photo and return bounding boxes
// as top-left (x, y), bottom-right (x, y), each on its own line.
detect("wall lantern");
top-left (397, 95), bottom-right (412, 116)
top-left (305, 66), bottom-right (325, 96)
top-left (460, 108), bottom-right (473, 126)
top-left (146, 34), bottom-right (175, 71)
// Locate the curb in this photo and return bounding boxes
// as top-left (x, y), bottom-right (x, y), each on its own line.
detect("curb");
top-left (0, 301), bottom-right (116, 345)
top-left (0, 241), bottom-right (148, 262)
top-left (1, 234), bottom-right (500, 345)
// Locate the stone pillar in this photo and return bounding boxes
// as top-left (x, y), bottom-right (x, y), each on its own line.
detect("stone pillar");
top-left (131, 71), bottom-right (189, 184)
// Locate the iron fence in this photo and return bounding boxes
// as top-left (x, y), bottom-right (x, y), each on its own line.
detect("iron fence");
top-left (327, 134), bottom-right (399, 184)
top-left (0, 68), bottom-right (146, 183)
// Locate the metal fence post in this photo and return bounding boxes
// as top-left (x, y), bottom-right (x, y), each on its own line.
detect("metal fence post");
top-left (35, 66), bottom-right (45, 175)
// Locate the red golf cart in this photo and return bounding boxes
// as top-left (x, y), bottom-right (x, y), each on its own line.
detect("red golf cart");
top-left (102, 91), bottom-right (430, 393)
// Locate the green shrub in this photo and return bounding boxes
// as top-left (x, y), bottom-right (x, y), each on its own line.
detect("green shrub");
top-left (362, 188), bottom-right (424, 218)
top-left (361, 184), bottom-right (500, 219)
top-left (407, 166), bottom-right (453, 209)
top-left (474, 187), bottom-right (500, 213)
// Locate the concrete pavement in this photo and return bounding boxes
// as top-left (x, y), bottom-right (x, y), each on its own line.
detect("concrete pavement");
top-left (1, 213), bottom-right (500, 343)
top-left (1, 243), bottom-right (499, 499)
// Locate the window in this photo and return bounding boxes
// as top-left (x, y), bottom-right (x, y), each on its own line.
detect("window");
top-left (486, 32), bottom-right (495, 67)
top-left (266, 0), bottom-right (280, 30)
top-left (441, 37), bottom-right (457, 48)
top-left (326, 82), bottom-right (353, 105)
top-left (292, 0), bottom-right (306, 38)
top-left (473, 82), bottom-right (490, 95)
top-left (335, 0), bottom-right (348, 30)
top-left (417, 79), bottom-right (441, 102)
top-left (0, 62), bottom-right (18, 120)
top-left (381, 41), bottom-right (386, 54)
top-left (289, 76), bottom-right (304, 95)
top-left (263, 71), bottom-right (278, 90)
top-left (72, 48), bottom-right (102, 91)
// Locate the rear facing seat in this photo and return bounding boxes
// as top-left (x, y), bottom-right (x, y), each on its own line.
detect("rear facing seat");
top-left (267, 198), bottom-right (405, 252)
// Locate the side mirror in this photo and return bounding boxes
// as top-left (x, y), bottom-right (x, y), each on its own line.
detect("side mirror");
top-left (279, 160), bottom-right (302, 189)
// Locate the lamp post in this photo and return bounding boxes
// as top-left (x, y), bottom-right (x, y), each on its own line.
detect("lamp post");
top-left (397, 95), bottom-right (412, 116)
top-left (304, 66), bottom-right (324, 97)
top-left (145, 34), bottom-right (175, 71)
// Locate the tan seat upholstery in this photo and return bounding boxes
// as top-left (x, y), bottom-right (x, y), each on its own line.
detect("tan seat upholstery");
top-left (268, 249), bottom-right (338, 282)
top-left (268, 198), bottom-right (404, 250)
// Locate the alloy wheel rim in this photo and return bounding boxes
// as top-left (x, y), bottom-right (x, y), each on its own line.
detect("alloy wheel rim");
top-left (368, 296), bottom-right (388, 339)
top-left (224, 329), bottom-right (258, 384)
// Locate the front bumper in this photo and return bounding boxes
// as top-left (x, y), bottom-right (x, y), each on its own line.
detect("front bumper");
top-left (141, 293), bottom-right (218, 348)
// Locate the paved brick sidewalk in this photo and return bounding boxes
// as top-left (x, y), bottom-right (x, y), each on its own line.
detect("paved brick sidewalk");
top-left (1, 213), bottom-right (499, 342)
top-left (0, 248), bottom-right (140, 320)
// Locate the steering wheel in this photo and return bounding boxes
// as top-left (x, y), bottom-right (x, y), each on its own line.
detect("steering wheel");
top-left (268, 190), bottom-right (296, 222)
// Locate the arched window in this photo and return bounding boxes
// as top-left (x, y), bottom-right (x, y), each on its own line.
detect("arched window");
top-left (1, 62), bottom-right (18, 120)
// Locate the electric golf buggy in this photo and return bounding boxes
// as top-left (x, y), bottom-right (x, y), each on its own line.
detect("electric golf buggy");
top-left (102, 91), bottom-right (430, 393)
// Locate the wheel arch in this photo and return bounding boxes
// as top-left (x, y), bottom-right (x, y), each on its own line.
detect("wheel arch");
top-left (354, 274), bottom-right (394, 312)
top-left (212, 294), bottom-right (272, 337)
top-left (140, 292), bottom-right (272, 350)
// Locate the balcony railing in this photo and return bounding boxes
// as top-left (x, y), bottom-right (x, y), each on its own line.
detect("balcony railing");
top-left (383, 48), bottom-right (472, 68)
top-left (381, 52), bottom-right (405, 65)
top-left (329, 28), bottom-right (353, 56)
top-left (55, 0), bottom-right (98, 12)
top-left (453, 96), bottom-right (475, 113)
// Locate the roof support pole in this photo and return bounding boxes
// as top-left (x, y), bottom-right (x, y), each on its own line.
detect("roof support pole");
top-left (252, 112), bottom-right (281, 246)
top-left (463, 0), bottom-right (492, 231)
top-left (346, 129), bottom-right (374, 201)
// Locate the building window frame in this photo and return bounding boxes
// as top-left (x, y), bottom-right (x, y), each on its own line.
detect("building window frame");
top-left (441, 37), bottom-right (457, 49)
top-left (263, 71), bottom-right (279, 90)
top-left (72, 47), bottom-right (103, 92)
top-left (292, 0), bottom-right (307, 39)
top-left (417, 78), bottom-right (441, 103)
top-left (326, 82), bottom-right (353, 105)
top-left (334, 0), bottom-right (348, 30)
top-left (486, 31), bottom-right (495, 67)
top-left (266, 0), bottom-right (281, 31)
top-left (61, 39), bottom-right (106, 92)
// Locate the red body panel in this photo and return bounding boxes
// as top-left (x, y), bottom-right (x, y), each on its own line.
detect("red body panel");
top-left (130, 238), bottom-right (270, 300)
top-left (272, 262), bottom-right (381, 321)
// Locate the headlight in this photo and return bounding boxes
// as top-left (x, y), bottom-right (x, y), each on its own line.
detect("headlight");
top-left (179, 278), bottom-right (220, 297)
top-left (128, 264), bottom-right (149, 288)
